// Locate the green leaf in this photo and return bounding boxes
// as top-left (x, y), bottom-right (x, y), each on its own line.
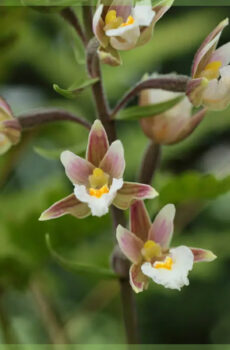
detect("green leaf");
top-left (53, 77), bottom-right (99, 99)
top-left (159, 172), bottom-right (230, 206)
top-left (46, 234), bottom-right (117, 279)
top-left (116, 95), bottom-right (184, 121)
top-left (34, 143), bottom-right (86, 160)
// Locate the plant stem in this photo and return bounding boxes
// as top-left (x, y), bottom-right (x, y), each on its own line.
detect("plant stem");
top-left (18, 109), bottom-right (91, 130)
top-left (86, 38), bottom-right (139, 344)
top-left (61, 7), bottom-right (87, 47)
top-left (139, 140), bottom-right (161, 185)
top-left (83, 5), bottom-right (94, 42)
top-left (120, 278), bottom-right (139, 345)
top-left (87, 38), bottom-right (117, 142)
top-left (30, 279), bottom-right (70, 344)
top-left (111, 75), bottom-right (189, 118)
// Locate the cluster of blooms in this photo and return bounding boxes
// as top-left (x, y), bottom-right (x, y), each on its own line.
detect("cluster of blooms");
top-left (2, 1), bottom-right (229, 292)
top-left (40, 120), bottom-right (216, 292)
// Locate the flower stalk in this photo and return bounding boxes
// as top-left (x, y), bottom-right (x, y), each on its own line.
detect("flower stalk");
top-left (86, 37), bottom-right (140, 344)
top-left (111, 75), bottom-right (190, 118)
top-left (18, 108), bottom-right (91, 130)
top-left (61, 7), bottom-right (87, 47)
top-left (139, 140), bottom-right (161, 185)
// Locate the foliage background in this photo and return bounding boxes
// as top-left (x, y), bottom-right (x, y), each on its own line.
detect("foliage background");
top-left (0, 4), bottom-right (230, 344)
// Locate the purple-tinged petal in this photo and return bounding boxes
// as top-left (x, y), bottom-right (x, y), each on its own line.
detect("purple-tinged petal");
top-left (210, 42), bottom-right (230, 67)
top-left (86, 120), bottom-right (109, 167)
top-left (130, 200), bottom-right (151, 242)
top-left (61, 151), bottom-right (94, 186)
top-left (113, 182), bottom-right (158, 210)
top-left (167, 108), bottom-right (207, 145)
top-left (39, 194), bottom-right (90, 221)
top-left (109, 0), bottom-right (132, 21)
top-left (98, 45), bottom-right (122, 66)
top-left (148, 204), bottom-right (175, 250)
top-left (100, 140), bottom-right (125, 178)
top-left (192, 18), bottom-right (229, 78)
top-left (93, 4), bottom-right (109, 47)
top-left (190, 248), bottom-right (217, 263)
top-left (152, 0), bottom-right (173, 25)
top-left (116, 225), bottom-right (143, 264)
top-left (129, 263), bottom-right (149, 293)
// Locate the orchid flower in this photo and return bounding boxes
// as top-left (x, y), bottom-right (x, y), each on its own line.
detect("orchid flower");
top-left (93, 0), bottom-right (174, 65)
top-left (139, 88), bottom-right (206, 145)
top-left (117, 201), bottom-right (216, 292)
top-left (187, 18), bottom-right (230, 110)
top-left (40, 120), bottom-right (158, 220)
top-left (0, 97), bottom-right (21, 155)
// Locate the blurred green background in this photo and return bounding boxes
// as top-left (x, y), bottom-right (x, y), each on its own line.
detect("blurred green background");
top-left (1, 4), bottom-right (230, 345)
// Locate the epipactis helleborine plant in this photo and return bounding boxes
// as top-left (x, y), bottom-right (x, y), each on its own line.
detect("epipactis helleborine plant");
top-left (139, 88), bottom-right (206, 145)
top-left (187, 18), bottom-right (230, 110)
top-left (0, 97), bottom-right (21, 155)
top-left (39, 120), bottom-right (158, 220)
top-left (117, 200), bottom-right (216, 292)
top-left (93, 0), bottom-right (174, 66)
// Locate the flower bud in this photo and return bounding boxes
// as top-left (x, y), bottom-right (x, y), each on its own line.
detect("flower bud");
top-left (139, 89), bottom-right (206, 145)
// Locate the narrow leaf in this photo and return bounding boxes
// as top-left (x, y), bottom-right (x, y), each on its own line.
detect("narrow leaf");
top-left (116, 95), bottom-right (184, 121)
top-left (53, 78), bottom-right (99, 99)
top-left (46, 234), bottom-right (117, 279)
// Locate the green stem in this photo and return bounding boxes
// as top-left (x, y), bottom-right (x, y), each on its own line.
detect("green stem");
top-left (83, 5), bottom-right (94, 42)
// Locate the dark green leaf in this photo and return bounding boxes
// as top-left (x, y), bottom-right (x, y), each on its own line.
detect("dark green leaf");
top-left (116, 95), bottom-right (184, 121)
top-left (46, 234), bottom-right (117, 279)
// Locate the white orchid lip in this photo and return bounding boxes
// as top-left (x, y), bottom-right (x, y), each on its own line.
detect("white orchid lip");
top-left (74, 177), bottom-right (123, 217)
top-left (141, 246), bottom-right (194, 290)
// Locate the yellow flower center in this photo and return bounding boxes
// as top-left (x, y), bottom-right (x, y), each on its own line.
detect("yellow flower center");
top-left (88, 168), bottom-right (110, 198)
top-left (89, 185), bottom-right (109, 198)
top-left (120, 15), bottom-right (135, 27)
top-left (104, 10), bottom-right (134, 30)
top-left (201, 60), bottom-right (222, 80)
top-left (154, 256), bottom-right (173, 270)
top-left (141, 240), bottom-right (162, 262)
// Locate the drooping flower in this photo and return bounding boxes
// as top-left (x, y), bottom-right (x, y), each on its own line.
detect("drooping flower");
top-left (139, 88), bottom-right (206, 145)
top-left (187, 18), bottom-right (230, 110)
top-left (39, 120), bottom-right (158, 220)
top-left (0, 97), bottom-right (21, 155)
top-left (93, 0), bottom-right (174, 66)
top-left (116, 201), bottom-right (216, 292)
